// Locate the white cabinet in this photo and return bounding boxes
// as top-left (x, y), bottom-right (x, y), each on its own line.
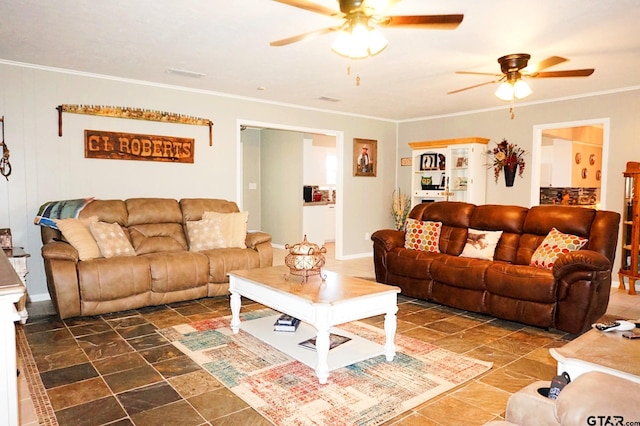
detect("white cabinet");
top-left (325, 204), bottom-right (336, 242)
top-left (408, 137), bottom-right (489, 208)
top-left (303, 205), bottom-right (326, 246)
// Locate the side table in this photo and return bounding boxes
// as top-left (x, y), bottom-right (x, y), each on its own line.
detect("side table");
top-left (3, 248), bottom-right (29, 324)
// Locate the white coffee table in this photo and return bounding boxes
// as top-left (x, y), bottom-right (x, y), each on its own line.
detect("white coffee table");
top-left (228, 265), bottom-right (400, 384)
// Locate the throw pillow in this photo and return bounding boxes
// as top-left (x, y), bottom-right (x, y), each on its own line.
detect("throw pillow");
top-left (202, 211), bottom-right (249, 249)
top-left (530, 227), bottom-right (588, 270)
top-left (404, 218), bottom-right (441, 252)
top-left (460, 229), bottom-right (503, 261)
top-left (54, 216), bottom-right (102, 261)
top-left (89, 221), bottom-right (136, 258)
top-left (186, 219), bottom-right (224, 251)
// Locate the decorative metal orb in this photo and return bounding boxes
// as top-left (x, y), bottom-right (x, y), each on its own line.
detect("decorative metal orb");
top-left (284, 235), bottom-right (327, 282)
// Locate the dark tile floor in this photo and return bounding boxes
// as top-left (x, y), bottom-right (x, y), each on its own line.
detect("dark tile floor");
top-left (17, 246), bottom-right (640, 425)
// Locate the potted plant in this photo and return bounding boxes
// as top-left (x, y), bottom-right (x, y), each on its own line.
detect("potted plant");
top-left (488, 139), bottom-right (526, 186)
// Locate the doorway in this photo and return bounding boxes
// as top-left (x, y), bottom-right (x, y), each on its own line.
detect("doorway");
top-left (236, 120), bottom-right (345, 259)
top-left (531, 118), bottom-right (610, 209)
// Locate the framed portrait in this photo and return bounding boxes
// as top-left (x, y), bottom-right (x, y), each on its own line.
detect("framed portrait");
top-left (419, 153), bottom-right (438, 171)
top-left (354, 138), bottom-right (377, 177)
top-left (0, 228), bottom-right (12, 249)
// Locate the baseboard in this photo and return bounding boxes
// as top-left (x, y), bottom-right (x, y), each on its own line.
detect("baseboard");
top-left (28, 292), bottom-right (51, 302)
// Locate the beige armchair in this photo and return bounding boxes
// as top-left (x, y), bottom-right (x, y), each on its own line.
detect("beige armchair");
top-left (485, 371), bottom-right (639, 426)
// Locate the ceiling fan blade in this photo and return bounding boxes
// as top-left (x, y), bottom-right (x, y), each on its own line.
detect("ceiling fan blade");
top-left (272, 0), bottom-right (341, 17)
top-left (448, 80), bottom-right (500, 95)
top-left (455, 71), bottom-right (503, 77)
top-left (270, 27), bottom-right (339, 47)
top-left (532, 69), bottom-right (595, 78)
top-left (378, 14), bottom-right (464, 29)
top-left (525, 56), bottom-right (568, 73)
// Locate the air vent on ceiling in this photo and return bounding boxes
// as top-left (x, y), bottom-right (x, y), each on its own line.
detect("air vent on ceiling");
top-left (317, 96), bottom-right (340, 103)
top-left (166, 68), bottom-right (206, 78)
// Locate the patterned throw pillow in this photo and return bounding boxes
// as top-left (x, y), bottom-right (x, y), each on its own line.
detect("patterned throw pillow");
top-left (186, 219), bottom-right (224, 251)
top-left (202, 211), bottom-right (249, 249)
top-left (530, 227), bottom-right (588, 270)
top-left (404, 218), bottom-right (442, 252)
top-left (460, 229), bottom-right (503, 261)
top-left (89, 221), bottom-right (136, 258)
top-left (54, 216), bottom-right (102, 261)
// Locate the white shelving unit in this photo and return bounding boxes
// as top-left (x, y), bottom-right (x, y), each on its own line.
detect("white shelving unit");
top-left (408, 137), bottom-right (489, 208)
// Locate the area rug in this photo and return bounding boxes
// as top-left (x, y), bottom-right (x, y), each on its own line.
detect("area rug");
top-left (158, 309), bottom-right (493, 426)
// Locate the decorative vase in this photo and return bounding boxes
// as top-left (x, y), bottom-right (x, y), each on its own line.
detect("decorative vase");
top-left (504, 165), bottom-right (517, 187)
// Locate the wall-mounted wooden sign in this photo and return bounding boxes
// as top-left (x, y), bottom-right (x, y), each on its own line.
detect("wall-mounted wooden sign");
top-left (84, 130), bottom-right (194, 163)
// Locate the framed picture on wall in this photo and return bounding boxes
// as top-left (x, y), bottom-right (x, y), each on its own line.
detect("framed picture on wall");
top-left (354, 138), bottom-right (377, 177)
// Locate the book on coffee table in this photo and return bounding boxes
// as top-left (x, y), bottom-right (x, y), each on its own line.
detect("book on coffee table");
top-left (274, 315), bottom-right (301, 332)
top-left (298, 334), bottom-right (351, 351)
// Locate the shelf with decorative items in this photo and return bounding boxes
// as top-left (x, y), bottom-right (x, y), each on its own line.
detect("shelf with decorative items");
top-left (408, 137), bottom-right (488, 208)
top-left (619, 161), bottom-right (640, 295)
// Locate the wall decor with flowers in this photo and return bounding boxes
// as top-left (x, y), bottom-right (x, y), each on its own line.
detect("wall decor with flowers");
top-left (488, 139), bottom-right (526, 187)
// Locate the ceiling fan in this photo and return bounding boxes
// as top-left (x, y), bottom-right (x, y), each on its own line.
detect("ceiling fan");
top-left (448, 53), bottom-right (595, 98)
top-left (270, 0), bottom-right (464, 59)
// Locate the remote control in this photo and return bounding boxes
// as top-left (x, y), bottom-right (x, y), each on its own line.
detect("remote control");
top-left (594, 321), bottom-right (620, 331)
top-left (593, 320), bottom-right (636, 332)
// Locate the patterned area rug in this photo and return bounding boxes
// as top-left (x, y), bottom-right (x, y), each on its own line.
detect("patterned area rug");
top-left (158, 309), bottom-right (493, 426)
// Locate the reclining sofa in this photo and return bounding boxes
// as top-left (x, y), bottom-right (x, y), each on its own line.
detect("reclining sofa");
top-left (39, 198), bottom-right (273, 319)
top-left (372, 202), bottom-right (620, 334)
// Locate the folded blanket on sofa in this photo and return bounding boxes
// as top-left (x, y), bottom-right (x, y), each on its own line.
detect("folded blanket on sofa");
top-left (34, 198), bottom-right (94, 230)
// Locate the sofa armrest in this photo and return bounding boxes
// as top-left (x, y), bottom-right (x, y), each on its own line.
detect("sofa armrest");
top-left (556, 372), bottom-right (640, 425)
top-left (42, 241), bottom-right (80, 263)
top-left (245, 231), bottom-right (272, 249)
top-left (371, 229), bottom-right (405, 252)
top-left (552, 250), bottom-right (611, 280)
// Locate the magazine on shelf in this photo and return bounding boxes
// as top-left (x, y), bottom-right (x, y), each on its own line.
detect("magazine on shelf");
top-left (298, 334), bottom-right (352, 351)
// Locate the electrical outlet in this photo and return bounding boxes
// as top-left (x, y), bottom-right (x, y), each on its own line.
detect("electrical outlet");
top-left (365, 232), bottom-right (371, 240)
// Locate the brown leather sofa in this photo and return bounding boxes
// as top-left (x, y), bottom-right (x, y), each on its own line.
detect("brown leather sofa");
top-left (40, 198), bottom-right (273, 319)
top-left (372, 202), bottom-right (620, 334)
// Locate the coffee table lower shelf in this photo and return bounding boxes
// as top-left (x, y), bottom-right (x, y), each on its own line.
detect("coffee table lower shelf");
top-left (241, 314), bottom-right (385, 373)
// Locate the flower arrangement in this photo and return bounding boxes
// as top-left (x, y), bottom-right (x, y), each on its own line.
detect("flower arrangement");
top-left (391, 188), bottom-right (411, 231)
top-left (488, 139), bottom-right (526, 183)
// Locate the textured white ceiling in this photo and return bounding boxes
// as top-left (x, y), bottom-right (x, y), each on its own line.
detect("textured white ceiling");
top-left (1, 0), bottom-right (639, 120)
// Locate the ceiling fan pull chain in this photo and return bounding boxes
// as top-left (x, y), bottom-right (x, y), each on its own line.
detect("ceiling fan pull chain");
top-left (356, 74), bottom-right (360, 86)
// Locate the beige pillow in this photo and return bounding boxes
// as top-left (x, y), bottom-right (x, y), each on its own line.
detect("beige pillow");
top-left (54, 216), bottom-right (102, 261)
top-left (186, 219), bottom-right (224, 251)
top-left (89, 221), bottom-right (136, 258)
top-left (202, 211), bottom-right (248, 249)
top-left (460, 229), bottom-right (503, 261)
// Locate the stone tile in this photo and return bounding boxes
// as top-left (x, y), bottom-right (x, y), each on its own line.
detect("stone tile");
top-left (188, 388), bottom-right (249, 422)
top-left (153, 355), bottom-right (202, 379)
top-left (399, 309), bottom-right (449, 325)
top-left (127, 333), bottom-right (170, 351)
top-left (67, 321), bottom-right (113, 337)
top-left (139, 344), bottom-right (184, 364)
top-left (54, 396), bottom-right (127, 426)
top-left (40, 362), bottom-right (99, 389)
top-left (117, 381), bottom-right (182, 416)
top-left (81, 338), bottom-right (134, 361)
top-left (92, 352), bottom-right (148, 375)
top-left (23, 318), bottom-right (66, 334)
top-left (116, 323), bottom-right (158, 340)
top-left (463, 345), bottom-right (519, 368)
top-left (142, 310), bottom-right (190, 328)
top-left (431, 334), bottom-right (483, 354)
top-left (168, 370), bottom-right (223, 399)
top-left (382, 411), bottom-right (440, 426)
top-left (32, 346), bottom-right (89, 373)
top-left (46, 377), bottom-right (111, 411)
top-left (170, 301), bottom-right (214, 316)
top-left (479, 367), bottom-right (540, 394)
top-left (401, 326), bottom-right (448, 342)
top-left (214, 407), bottom-right (273, 426)
top-left (418, 395), bottom-right (497, 425)
top-left (130, 400), bottom-right (205, 426)
top-left (486, 335), bottom-right (538, 356)
top-left (450, 381), bottom-right (511, 416)
top-left (502, 357), bottom-right (557, 382)
top-left (103, 365), bottom-right (163, 394)
top-left (107, 315), bottom-right (150, 329)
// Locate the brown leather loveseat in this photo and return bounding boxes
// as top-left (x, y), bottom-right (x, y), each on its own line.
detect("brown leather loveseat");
top-left (40, 198), bottom-right (273, 319)
top-left (372, 202), bottom-right (620, 334)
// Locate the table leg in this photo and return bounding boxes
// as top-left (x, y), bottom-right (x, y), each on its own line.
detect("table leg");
top-left (383, 305), bottom-right (398, 361)
top-left (314, 328), bottom-right (330, 385)
top-left (230, 291), bottom-right (241, 334)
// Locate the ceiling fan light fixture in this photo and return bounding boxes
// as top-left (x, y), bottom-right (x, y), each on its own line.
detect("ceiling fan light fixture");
top-left (494, 80), bottom-right (532, 101)
top-left (331, 20), bottom-right (388, 59)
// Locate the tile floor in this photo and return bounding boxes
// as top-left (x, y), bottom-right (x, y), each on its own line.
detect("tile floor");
top-left (16, 244), bottom-right (640, 425)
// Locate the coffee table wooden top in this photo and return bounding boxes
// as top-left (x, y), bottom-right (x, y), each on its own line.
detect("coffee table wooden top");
top-left (228, 265), bottom-right (399, 306)
top-left (553, 328), bottom-right (640, 377)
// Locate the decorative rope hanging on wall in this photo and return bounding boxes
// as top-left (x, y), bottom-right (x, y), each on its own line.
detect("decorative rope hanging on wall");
top-left (0, 116), bottom-right (11, 181)
top-left (57, 105), bottom-right (214, 146)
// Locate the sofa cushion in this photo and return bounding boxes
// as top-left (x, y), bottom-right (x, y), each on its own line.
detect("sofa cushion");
top-left (126, 198), bottom-right (183, 226)
top-left (179, 198), bottom-right (240, 222)
top-left (54, 216), bottom-right (102, 261)
top-left (78, 256), bottom-right (151, 301)
top-left (460, 229), bottom-right (503, 261)
top-left (404, 218), bottom-right (441, 252)
top-left (90, 221), bottom-right (136, 258)
top-left (202, 211), bottom-right (248, 249)
top-left (79, 199), bottom-right (128, 225)
top-left (128, 223), bottom-right (188, 254)
top-left (530, 228), bottom-right (588, 270)
top-left (431, 255), bottom-right (490, 291)
top-left (486, 263), bottom-right (556, 303)
top-left (145, 252), bottom-right (209, 292)
top-left (186, 219), bottom-right (223, 251)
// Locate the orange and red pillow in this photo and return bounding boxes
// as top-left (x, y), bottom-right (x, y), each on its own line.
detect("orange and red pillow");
top-left (404, 218), bottom-right (442, 252)
top-left (530, 227), bottom-right (588, 270)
